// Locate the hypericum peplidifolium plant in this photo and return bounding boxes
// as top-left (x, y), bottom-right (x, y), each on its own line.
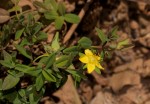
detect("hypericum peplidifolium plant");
top-left (0, 0), bottom-right (132, 103)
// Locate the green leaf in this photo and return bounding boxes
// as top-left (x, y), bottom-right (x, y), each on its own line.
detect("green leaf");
top-left (33, 1), bottom-right (48, 10)
top-left (64, 13), bottom-right (80, 23)
top-left (4, 91), bottom-right (18, 102)
top-left (45, 0), bottom-right (58, 11)
top-left (51, 32), bottom-right (60, 51)
top-left (33, 53), bottom-right (49, 63)
top-left (2, 50), bottom-right (12, 61)
top-left (1, 51), bottom-right (15, 68)
top-left (55, 55), bottom-right (70, 68)
top-left (42, 70), bottom-right (56, 82)
top-left (15, 28), bottom-right (25, 40)
top-left (29, 93), bottom-right (37, 104)
top-left (32, 22), bottom-right (43, 35)
top-left (50, 1), bottom-right (58, 10)
top-left (26, 13), bottom-right (34, 26)
top-left (109, 44), bottom-right (117, 50)
top-left (110, 26), bottom-right (119, 40)
top-left (2, 74), bottom-right (20, 90)
top-left (26, 85), bottom-right (45, 103)
top-left (37, 31), bottom-right (47, 41)
top-left (44, 11), bottom-right (58, 20)
top-left (11, 51), bottom-right (17, 61)
top-left (18, 89), bottom-right (26, 98)
top-left (96, 28), bottom-right (109, 45)
top-left (45, 53), bottom-right (56, 69)
top-left (78, 37), bottom-right (92, 48)
top-left (26, 69), bottom-right (42, 76)
top-left (58, 2), bottom-right (66, 15)
top-left (35, 74), bottom-right (44, 91)
top-left (15, 64), bottom-right (41, 76)
top-left (7, 70), bottom-right (23, 78)
top-left (95, 67), bottom-right (101, 74)
top-left (0, 79), bottom-right (2, 90)
top-left (38, 56), bottom-right (48, 65)
top-left (15, 72), bottom-right (24, 78)
top-left (117, 39), bottom-right (129, 49)
top-left (63, 46), bottom-right (80, 54)
top-left (20, 38), bottom-right (31, 46)
top-left (13, 94), bottom-right (22, 104)
top-left (55, 16), bottom-right (64, 30)
top-left (15, 64), bottom-right (33, 71)
top-left (44, 45), bottom-right (52, 53)
top-left (79, 52), bottom-right (85, 57)
top-left (0, 60), bottom-right (15, 68)
top-left (46, 69), bottom-right (57, 81)
top-left (116, 39), bottom-right (133, 50)
top-left (66, 70), bottom-right (87, 79)
top-left (15, 45), bottom-right (32, 60)
top-left (100, 51), bottom-right (105, 61)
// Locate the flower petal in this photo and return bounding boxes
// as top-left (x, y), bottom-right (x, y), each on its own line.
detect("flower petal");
top-left (87, 63), bottom-right (95, 73)
top-left (79, 55), bottom-right (89, 63)
top-left (85, 49), bottom-right (93, 56)
top-left (96, 63), bottom-right (104, 70)
top-left (95, 56), bottom-right (100, 60)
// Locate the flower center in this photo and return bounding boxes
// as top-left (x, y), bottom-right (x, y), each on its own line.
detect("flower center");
top-left (89, 56), bottom-right (97, 63)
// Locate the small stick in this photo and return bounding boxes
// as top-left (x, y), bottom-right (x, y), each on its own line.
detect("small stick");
top-left (63, 0), bottom-right (93, 44)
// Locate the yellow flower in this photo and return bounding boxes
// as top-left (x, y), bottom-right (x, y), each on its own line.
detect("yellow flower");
top-left (79, 49), bottom-right (104, 73)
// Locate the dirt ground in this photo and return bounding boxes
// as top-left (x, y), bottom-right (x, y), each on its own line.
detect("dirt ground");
top-left (44, 0), bottom-right (150, 104)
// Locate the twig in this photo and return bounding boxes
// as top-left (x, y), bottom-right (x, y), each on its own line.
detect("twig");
top-left (63, 0), bottom-right (93, 44)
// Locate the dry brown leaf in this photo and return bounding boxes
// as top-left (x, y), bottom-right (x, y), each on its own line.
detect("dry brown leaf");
top-left (0, 8), bottom-right (10, 24)
top-left (90, 92), bottom-right (118, 104)
top-left (114, 58), bottom-right (150, 77)
top-left (92, 72), bottom-right (108, 86)
top-left (79, 81), bottom-right (93, 102)
top-left (120, 86), bottom-right (150, 104)
top-left (118, 97), bottom-right (134, 104)
top-left (145, 100), bottom-right (150, 104)
top-left (109, 70), bottom-right (141, 92)
top-left (53, 75), bottom-right (82, 104)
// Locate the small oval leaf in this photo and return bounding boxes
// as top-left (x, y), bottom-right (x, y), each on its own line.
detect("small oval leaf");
top-left (64, 13), bottom-right (80, 24)
top-left (78, 37), bottom-right (92, 48)
top-left (15, 28), bottom-right (25, 40)
top-left (2, 74), bottom-right (20, 90)
top-left (95, 28), bottom-right (109, 45)
top-left (35, 74), bottom-right (44, 91)
top-left (58, 2), bottom-right (66, 15)
top-left (51, 32), bottom-right (60, 51)
top-left (42, 70), bottom-right (56, 82)
top-left (45, 53), bottom-right (56, 69)
top-left (55, 16), bottom-right (64, 30)
top-left (63, 46), bottom-right (79, 54)
top-left (15, 45), bottom-right (32, 60)
top-left (44, 11), bottom-right (58, 20)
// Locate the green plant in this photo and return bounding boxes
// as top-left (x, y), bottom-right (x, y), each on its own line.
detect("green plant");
top-left (0, 0), bottom-right (132, 103)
